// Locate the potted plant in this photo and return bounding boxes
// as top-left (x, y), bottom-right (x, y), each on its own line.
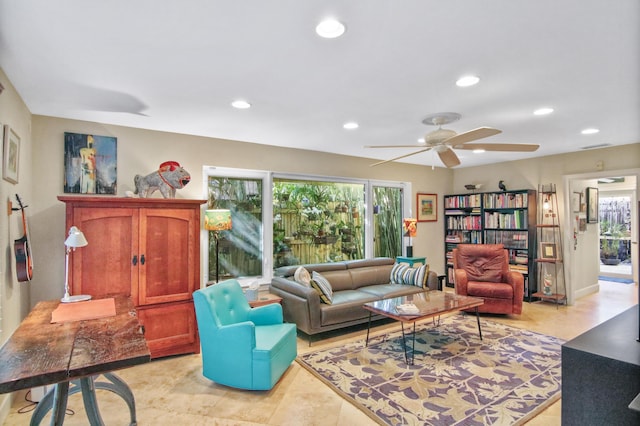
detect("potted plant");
top-left (600, 221), bottom-right (625, 265)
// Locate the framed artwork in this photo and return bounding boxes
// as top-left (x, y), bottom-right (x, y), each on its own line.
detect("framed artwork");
top-left (579, 218), bottom-right (587, 233)
top-left (572, 191), bottom-right (582, 213)
top-left (541, 242), bottom-right (557, 259)
top-left (586, 187), bottom-right (598, 223)
top-left (64, 132), bottom-right (117, 194)
top-left (416, 193), bottom-right (437, 222)
top-left (3, 125), bottom-right (20, 184)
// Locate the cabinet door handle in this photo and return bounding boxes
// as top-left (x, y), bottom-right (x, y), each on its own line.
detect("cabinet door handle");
top-left (132, 255), bottom-right (138, 266)
top-left (140, 254), bottom-right (145, 265)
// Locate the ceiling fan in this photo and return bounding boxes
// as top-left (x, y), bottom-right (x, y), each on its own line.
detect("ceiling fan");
top-left (365, 112), bottom-right (540, 168)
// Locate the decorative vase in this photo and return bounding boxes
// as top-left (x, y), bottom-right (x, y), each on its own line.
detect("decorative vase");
top-left (406, 246), bottom-right (413, 257)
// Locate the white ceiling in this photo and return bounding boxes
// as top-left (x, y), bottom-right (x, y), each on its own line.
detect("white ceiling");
top-left (1, 1), bottom-right (638, 168)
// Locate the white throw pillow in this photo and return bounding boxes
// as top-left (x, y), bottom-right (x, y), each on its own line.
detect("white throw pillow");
top-left (294, 266), bottom-right (311, 287)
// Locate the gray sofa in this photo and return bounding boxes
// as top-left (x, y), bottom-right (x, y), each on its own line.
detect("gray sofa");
top-left (269, 257), bottom-right (438, 336)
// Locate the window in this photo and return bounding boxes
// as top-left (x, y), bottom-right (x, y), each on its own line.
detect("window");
top-left (273, 179), bottom-right (365, 267)
top-left (204, 167), bottom-right (409, 285)
top-left (372, 185), bottom-right (403, 258)
top-left (207, 175), bottom-right (264, 282)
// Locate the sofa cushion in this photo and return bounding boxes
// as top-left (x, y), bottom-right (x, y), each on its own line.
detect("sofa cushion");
top-left (318, 270), bottom-right (354, 291)
top-left (359, 283), bottom-right (426, 299)
top-left (294, 266), bottom-right (311, 287)
top-left (310, 271), bottom-right (333, 304)
top-left (349, 264), bottom-right (395, 289)
top-left (319, 290), bottom-right (379, 326)
top-left (466, 281), bottom-right (513, 300)
top-left (390, 263), bottom-right (429, 287)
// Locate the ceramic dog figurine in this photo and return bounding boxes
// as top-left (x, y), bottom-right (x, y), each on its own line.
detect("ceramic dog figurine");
top-left (134, 161), bottom-right (191, 198)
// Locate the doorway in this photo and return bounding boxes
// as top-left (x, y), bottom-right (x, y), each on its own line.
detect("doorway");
top-left (564, 168), bottom-right (639, 304)
top-left (598, 178), bottom-right (634, 281)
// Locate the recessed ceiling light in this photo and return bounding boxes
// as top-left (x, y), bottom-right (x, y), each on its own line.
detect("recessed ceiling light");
top-left (533, 107), bottom-right (554, 116)
top-left (316, 19), bottom-right (346, 38)
top-left (472, 149), bottom-right (486, 154)
top-left (417, 138), bottom-right (425, 143)
top-left (343, 122), bottom-right (359, 130)
top-left (456, 75), bottom-right (480, 87)
top-left (581, 128), bottom-right (600, 135)
top-left (231, 100), bottom-right (251, 109)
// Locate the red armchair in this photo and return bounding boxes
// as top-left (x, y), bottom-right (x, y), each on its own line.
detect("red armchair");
top-left (452, 244), bottom-right (523, 315)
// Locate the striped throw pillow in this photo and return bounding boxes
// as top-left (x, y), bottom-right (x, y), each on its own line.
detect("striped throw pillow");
top-left (310, 271), bottom-right (333, 304)
top-left (390, 263), bottom-right (429, 288)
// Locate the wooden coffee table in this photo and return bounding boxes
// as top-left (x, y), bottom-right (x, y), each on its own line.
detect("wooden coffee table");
top-left (363, 291), bottom-right (484, 365)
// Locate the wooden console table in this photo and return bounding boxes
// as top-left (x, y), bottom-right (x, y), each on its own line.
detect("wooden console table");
top-left (0, 296), bottom-right (150, 425)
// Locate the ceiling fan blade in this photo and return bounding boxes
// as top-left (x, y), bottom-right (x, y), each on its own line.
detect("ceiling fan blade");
top-left (438, 147), bottom-right (461, 168)
top-left (370, 148), bottom-right (431, 167)
top-left (445, 127), bottom-right (501, 146)
top-left (456, 143), bottom-right (540, 152)
top-left (364, 144), bottom-right (427, 148)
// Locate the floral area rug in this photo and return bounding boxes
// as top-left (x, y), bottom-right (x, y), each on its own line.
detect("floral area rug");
top-left (297, 314), bottom-right (563, 425)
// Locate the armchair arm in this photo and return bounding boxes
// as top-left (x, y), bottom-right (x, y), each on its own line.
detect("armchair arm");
top-left (505, 271), bottom-right (524, 303)
top-left (248, 303), bottom-right (283, 325)
top-left (217, 321), bottom-right (256, 350)
top-left (453, 269), bottom-right (469, 295)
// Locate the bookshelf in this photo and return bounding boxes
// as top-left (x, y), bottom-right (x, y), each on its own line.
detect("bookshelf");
top-left (444, 189), bottom-right (538, 300)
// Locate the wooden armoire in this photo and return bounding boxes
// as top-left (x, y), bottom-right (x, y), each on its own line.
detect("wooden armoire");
top-left (59, 196), bottom-right (206, 358)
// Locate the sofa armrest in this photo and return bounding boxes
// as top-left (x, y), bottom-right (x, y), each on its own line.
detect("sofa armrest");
top-left (270, 277), bottom-right (322, 334)
top-left (453, 269), bottom-right (469, 295)
top-left (425, 271), bottom-right (439, 291)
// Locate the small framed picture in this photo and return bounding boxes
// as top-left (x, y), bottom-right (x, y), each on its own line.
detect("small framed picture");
top-left (541, 242), bottom-right (557, 259)
top-left (3, 125), bottom-right (20, 184)
top-left (579, 218), bottom-right (587, 233)
top-left (416, 193), bottom-right (437, 222)
top-left (572, 191), bottom-right (582, 213)
top-left (586, 187), bottom-right (598, 223)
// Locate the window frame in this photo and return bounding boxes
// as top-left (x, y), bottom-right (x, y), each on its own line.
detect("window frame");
top-left (202, 166), bottom-right (411, 287)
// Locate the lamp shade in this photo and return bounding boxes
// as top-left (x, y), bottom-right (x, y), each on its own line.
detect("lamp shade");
top-left (402, 218), bottom-right (417, 238)
top-left (65, 226), bottom-right (88, 248)
top-left (204, 209), bottom-right (232, 231)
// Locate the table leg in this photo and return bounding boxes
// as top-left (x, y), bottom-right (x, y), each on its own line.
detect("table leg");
top-left (30, 381), bottom-right (69, 426)
top-left (400, 322), bottom-right (408, 364)
top-left (475, 307), bottom-right (483, 340)
top-left (399, 322), bottom-right (417, 365)
top-left (365, 311), bottom-right (373, 346)
top-left (29, 374), bottom-right (138, 426)
top-left (410, 322), bottom-right (416, 366)
top-left (31, 384), bottom-right (69, 426)
top-left (80, 377), bottom-right (104, 426)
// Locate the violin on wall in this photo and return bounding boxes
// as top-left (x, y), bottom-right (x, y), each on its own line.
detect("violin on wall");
top-left (14, 194), bottom-right (33, 282)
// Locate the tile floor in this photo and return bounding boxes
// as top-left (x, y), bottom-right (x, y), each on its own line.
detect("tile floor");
top-left (2, 280), bottom-right (638, 425)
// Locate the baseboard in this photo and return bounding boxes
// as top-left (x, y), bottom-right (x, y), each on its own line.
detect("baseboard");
top-left (574, 282), bottom-right (600, 300)
top-left (0, 393), bottom-right (14, 426)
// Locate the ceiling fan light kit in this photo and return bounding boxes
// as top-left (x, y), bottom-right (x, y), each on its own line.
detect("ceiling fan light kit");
top-left (366, 112), bottom-right (541, 168)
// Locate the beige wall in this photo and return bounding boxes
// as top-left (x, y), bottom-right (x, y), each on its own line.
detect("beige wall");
top-left (30, 115), bottom-right (454, 304)
top-left (0, 69), bottom-right (33, 421)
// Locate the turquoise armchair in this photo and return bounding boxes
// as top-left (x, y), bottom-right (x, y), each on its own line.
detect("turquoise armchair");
top-left (193, 279), bottom-right (297, 390)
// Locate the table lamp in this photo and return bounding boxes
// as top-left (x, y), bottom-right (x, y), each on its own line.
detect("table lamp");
top-left (62, 226), bottom-right (91, 303)
top-left (204, 209), bottom-right (232, 283)
top-left (403, 218), bottom-right (417, 257)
